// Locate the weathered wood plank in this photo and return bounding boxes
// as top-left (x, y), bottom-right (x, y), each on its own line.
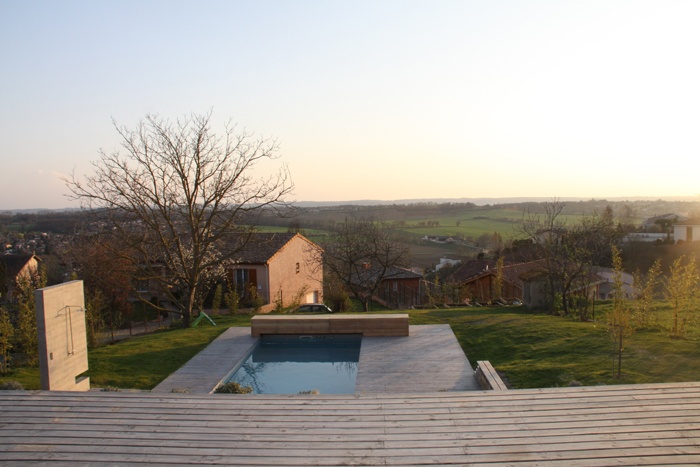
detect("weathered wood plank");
top-left (250, 314), bottom-right (409, 337)
top-left (2, 384), bottom-right (700, 465)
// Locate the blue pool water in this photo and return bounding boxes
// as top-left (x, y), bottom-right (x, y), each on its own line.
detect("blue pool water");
top-left (227, 334), bottom-right (362, 394)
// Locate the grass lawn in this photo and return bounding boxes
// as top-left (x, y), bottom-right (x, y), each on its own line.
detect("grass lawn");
top-left (407, 303), bottom-right (700, 388)
top-left (0, 314), bottom-right (253, 391)
top-left (3, 303), bottom-right (699, 391)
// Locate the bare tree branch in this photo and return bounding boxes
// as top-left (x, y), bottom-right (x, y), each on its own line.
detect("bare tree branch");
top-left (64, 112), bottom-right (293, 326)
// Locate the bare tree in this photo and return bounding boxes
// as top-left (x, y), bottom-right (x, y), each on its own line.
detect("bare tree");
top-left (61, 233), bottom-right (135, 342)
top-left (520, 200), bottom-right (619, 318)
top-left (322, 218), bottom-right (411, 312)
top-left (65, 112), bottom-right (292, 327)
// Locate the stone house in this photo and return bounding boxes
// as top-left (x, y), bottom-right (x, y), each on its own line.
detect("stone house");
top-left (0, 254), bottom-right (41, 302)
top-left (226, 233), bottom-right (323, 312)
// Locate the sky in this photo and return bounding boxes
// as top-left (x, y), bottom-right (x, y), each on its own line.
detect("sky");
top-left (1, 0), bottom-right (699, 210)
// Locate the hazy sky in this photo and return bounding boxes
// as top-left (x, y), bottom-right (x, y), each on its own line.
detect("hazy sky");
top-left (1, 1), bottom-right (699, 209)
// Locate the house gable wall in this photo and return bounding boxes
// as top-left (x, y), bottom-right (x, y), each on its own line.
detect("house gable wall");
top-left (267, 235), bottom-right (322, 308)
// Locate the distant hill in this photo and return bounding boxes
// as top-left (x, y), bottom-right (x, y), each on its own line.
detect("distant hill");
top-left (3, 196), bottom-right (697, 212)
top-left (0, 208), bottom-right (79, 215)
top-left (295, 196), bottom-right (699, 208)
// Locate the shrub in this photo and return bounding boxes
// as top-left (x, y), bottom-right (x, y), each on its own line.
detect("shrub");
top-left (0, 380), bottom-right (23, 390)
top-left (100, 386), bottom-right (121, 392)
top-left (211, 284), bottom-right (223, 313)
top-left (248, 286), bottom-right (264, 313)
top-left (0, 307), bottom-right (14, 374)
top-left (224, 288), bottom-right (239, 315)
top-left (214, 382), bottom-right (253, 394)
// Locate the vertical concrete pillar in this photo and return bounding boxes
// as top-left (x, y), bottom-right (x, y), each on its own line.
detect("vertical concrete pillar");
top-left (35, 280), bottom-right (90, 391)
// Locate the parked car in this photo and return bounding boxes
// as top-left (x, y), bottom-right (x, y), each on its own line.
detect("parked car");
top-left (295, 303), bottom-right (333, 313)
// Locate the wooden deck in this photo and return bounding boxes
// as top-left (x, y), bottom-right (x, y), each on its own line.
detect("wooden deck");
top-left (2, 382), bottom-right (700, 465)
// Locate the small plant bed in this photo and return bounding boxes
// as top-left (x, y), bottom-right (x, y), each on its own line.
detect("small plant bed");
top-left (214, 382), bottom-right (252, 394)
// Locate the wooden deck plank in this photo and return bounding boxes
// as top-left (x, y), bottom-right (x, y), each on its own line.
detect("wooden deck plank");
top-left (3, 383), bottom-right (700, 465)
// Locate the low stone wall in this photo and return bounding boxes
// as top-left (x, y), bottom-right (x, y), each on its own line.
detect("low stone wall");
top-left (251, 314), bottom-right (409, 337)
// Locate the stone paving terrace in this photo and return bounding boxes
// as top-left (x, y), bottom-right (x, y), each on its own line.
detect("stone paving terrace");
top-left (154, 324), bottom-right (479, 394)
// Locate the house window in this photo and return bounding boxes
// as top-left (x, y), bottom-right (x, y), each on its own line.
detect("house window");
top-left (234, 268), bottom-right (258, 298)
top-left (136, 279), bottom-right (150, 293)
top-left (235, 268), bottom-right (249, 284)
top-left (295, 262), bottom-right (300, 274)
top-left (235, 269), bottom-right (249, 295)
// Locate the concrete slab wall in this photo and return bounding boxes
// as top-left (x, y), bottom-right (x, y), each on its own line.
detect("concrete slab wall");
top-left (35, 280), bottom-right (90, 391)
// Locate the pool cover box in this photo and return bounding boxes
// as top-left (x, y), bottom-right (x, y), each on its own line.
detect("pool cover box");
top-left (251, 313), bottom-right (409, 337)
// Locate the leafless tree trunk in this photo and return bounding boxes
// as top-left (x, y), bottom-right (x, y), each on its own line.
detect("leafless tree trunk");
top-left (65, 112), bottom-right (292, 327)
top-left (519, 200), bottom-right (619, 317)
top-left (322, 218), bottom-right (411, 312)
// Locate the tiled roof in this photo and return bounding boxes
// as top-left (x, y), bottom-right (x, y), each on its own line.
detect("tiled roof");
top-left (449, 260), bottom-right (497, 282)
top-left (381, 266), bottom-right (423, 280)
top-left (0, 254), bottom-right (39, 277)
top-left (352, 265), bottom-right (422, 285)
top-left (230, 232), bottom-right (298, 264)
top-left (450, 259), bottom-right (546, 287)
top-left (674, 218), bottom-right (700, 226)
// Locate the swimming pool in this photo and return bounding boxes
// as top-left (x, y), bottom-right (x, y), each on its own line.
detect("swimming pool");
top-left (226, 334), bottom-right (362, 394)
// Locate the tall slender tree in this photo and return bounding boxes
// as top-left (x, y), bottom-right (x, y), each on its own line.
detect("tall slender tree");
top-left (665, 254), bottom-right (698, 337)
top-left (607, 246), bottom-right (634, 378)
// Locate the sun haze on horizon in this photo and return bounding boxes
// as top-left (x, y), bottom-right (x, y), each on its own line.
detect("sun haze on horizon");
top-left (1, 1), bottom-right (698, 210)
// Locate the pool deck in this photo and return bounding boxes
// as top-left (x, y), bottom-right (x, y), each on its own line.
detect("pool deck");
top-left (153, 324), bottom-right (479, 394)
top-left (356, 324), bottom-right (480, 393)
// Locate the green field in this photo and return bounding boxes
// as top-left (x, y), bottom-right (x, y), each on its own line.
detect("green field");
top-left (275, 204), bottom-right (594, 268)
top-left (3, 303), bottom-right (699, 391)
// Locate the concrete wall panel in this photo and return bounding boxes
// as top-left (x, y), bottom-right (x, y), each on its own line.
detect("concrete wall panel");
top-left (35, 280), bottom-right (90, 391)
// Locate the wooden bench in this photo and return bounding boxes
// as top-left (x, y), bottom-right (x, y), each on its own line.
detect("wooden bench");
top-left (251, 314), bottom-right (409, 337)
top-left (475, 360), bottom-right (508, 391)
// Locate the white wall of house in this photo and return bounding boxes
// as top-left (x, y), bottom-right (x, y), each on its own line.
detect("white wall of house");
top-left (674, 224), bottom-right (700, 243)
top-left (436, 257), bottom-right (461, 271)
